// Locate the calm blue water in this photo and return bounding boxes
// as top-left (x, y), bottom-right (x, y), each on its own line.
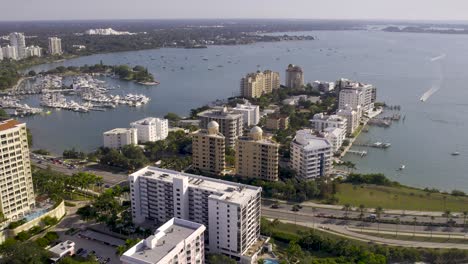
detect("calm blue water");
top-left (21, 30), bottom-right (468, 192)
top-left (264, 259), bottom-right (279, 264)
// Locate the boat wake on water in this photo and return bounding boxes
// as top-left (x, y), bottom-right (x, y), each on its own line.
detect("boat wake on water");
top-left (430, 54), bottom-right (446, 62)
top-left (420, 86), bottom-right (440, 102)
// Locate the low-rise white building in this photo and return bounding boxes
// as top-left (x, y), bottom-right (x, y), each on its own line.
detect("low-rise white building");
top-left (49, 240), bottom-right (75, 262)
top-left (121, 218), bottom-right (205, 264)
top-left (290, 129), bottom-right (332, 180)
top-left (337, 106), bottom-right (360, 134)
top-left (129, 167), bottom-right (264, 263)
top-left (233, 101), bottom-right (261, 126)
top-left (310, 113), bottom-right (347, 131)
top-left (322, 127), bottom-right (346, 153)
top-left (312, 81), bottom-right (335, 92)
top-left (103, 128), bottom-right (138, 149)
top-left (130, 117), bottom-right (169, 143)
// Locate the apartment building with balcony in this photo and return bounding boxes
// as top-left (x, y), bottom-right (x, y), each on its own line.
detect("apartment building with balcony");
top-left (235, 126), bottom-right (279, 181)
top-left (130, 117), bottom-right (169, 143)
top-left (240, 70), bottom-right (280, 98)
top-left (103, 128), bottom-right (138, 149)
top-left (121, 218), bottom-right (206, 264)
top-left (129, 167), bottom-right (263, 263)
top-left (198, 107), bottom-right (243, 148)
top-left (290, 129), bottom-right (332, 180)
top-left (0, 120), bottom-right (35, 220)
top-left (192, 121), bottom-right (226, 175)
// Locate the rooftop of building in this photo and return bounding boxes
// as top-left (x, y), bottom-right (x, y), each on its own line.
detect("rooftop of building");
top-left (0, 119), bottom-right (21, 131)
top-left (286, 64), bottom-right (303, 72)
top-left (311, 113), bottom-right (346, 122)
top-left (130, 167), bottom-right (261, 205)
top-left (103, 128), bottom-right (136, 134)
top-left (49, 240), bottom-right (75, 256)
top-left (323, 127), bottom-right (345, 137)
top-left (131, 117), bottom-right (167, 126)
top-left (293, 129), bottom-right (331, 150)
top-left (192, 129), bottom-right (225, 139)
top-left (121, 218), bottom-right (205, 264)
top-left (198, 107), bottom-right (243, 120)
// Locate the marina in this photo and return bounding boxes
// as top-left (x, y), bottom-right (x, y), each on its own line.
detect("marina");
top-left (2, 74), bottom-right (151, 115)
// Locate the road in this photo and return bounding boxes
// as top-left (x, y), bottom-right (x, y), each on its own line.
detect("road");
top-left (263, 199), bottom-right (468, 225)
top-left (262, 208), bottom-right (468, 249)
top-left (31, 157), bottom-right (127, 186)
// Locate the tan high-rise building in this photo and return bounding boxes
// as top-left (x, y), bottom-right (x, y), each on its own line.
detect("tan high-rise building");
top-left (198, 107), bottom-right (243, 148)
top-left (48, 37), bottom-right (63, 55)
top-left (240, 70), bottom-right (280, 98)
top-left (236, 126), bottom-right (279, 181)
top-left (286, 64), bottom-right (304, 89)
top-left (0, 120), bottom-right (35, 220)
top-left (192, 121), bottom-right (226, 175)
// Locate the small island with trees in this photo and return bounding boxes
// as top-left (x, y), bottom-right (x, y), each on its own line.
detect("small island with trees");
top-left (44, 63), bottom-right (159, 86)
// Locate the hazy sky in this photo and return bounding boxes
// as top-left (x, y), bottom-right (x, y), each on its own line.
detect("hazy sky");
top-left (3, 0), bottom-right (468, 21)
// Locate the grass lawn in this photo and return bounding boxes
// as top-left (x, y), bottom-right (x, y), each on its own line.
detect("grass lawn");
top-left (355, 231), bottom-right (468, 244)
top-left (334, 183), bottom-right (468, 212)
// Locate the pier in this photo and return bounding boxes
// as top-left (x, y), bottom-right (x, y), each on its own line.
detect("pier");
top-left (347, 150), bottom-right (368, 157)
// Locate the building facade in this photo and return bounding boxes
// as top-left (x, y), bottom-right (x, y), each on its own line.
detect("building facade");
top-left (265, 114), bottom-right (289, 131)
top-left (240, 70), bottom-right (280, 98)
top-left (285, 64), bottom-right (304, 89)
top-left (25, 46), bottom-right (42, 58)
top-left (338, 82), bottom-right (376, 115)
top-left (129, 167), bottom-right (262, 262)
top-left (336, 106), bottom-right (360, 134)
top-left (48, 37), bottom-right (63, 55)
top-left (121, 218), bottom-right (206, 264)
top-left (322, 127), bottom-right (346, 153)
top-left (0, 120), bottom-right (36, 220)
top-left (192, 121), bottom-right (226, 175)
top-left (310, 113), bottom-right (347, 132)
top-left (232, 102), bottom-right (261, 126)
top-left (198, 107), bottom-right (243, 148)
top-left (130, 117), bottom-right (169, 143)
top-left (2, 45), bottom-right (18, 60)
top-left (9, 32), bottom-right (26, 59)
top-left (103, 128), bottom-right (138, 149)
top-left (235, 127), bottom-right (279, 181)
top-left (290, 129), bottom-right (332, 180)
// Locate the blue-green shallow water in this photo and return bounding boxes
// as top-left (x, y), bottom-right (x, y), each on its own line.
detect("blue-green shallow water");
top-left (22, 30), bottom-right (468, 191)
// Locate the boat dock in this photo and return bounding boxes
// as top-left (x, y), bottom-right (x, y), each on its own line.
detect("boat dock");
top-left (347, 150), bottom-right (368, 157)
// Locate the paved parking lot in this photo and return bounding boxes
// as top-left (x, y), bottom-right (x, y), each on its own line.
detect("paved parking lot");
top-left (59, 232), bottom-right (121, 264)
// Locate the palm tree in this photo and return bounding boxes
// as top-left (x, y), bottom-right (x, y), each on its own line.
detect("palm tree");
top-left (359, 204), bottom-right (366, 220)
top-left (412, 217), bottom-right (418, 237)
top-left (430, 216), bottom-right (435, 238)
top-left (444, 210), bottom-right (451, 225)
top-left (463, 211), bottom-right (468, 231)
top-left (343, 204), bottom-right (351, 219)
top-left (375, 206), bottom-right (383, 234)
top-left (395, 217), bottom-right (401, 237)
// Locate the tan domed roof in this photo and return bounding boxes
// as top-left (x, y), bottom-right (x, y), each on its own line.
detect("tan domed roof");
top-left (250, 126), bottom-right (263, 134)
top-left (207, 121), bottom-right (219, 129)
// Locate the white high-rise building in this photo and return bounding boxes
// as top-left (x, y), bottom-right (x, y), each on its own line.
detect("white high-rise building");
top-left (130, 117), bottom-right (169, 143)
top-left (290, 129), bottom-right (332, 180)
top-left (0, 48), bottom-right (3, 61)
top-left (322, 127), bottom-right (346, 153)
top-left (129, 167), bottom-right (264, 263)
top-left (0, 120), bottom-right (36, 220)
top-left (337, 106), bottom-right (360, 134)
top-left (25, 46), bottom-right (42, 58)
top-left (103, 128), bottom-right (138, 149)
top-left (121, 218), bottom-right (206, 264)
top-left (233, 101), bottom-right (260, 126)
top-left (48, 37), bottom-right (63, 55)
top-left (9, 32), bottom-right (26, 59)
top-left (310, 113), bottom-right (347, 132)
top-left (2, 45), bottom-right (18, 60)
top-left (338, 82), bottom-right (376, 115)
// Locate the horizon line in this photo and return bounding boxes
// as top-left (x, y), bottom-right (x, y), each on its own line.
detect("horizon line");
top-left (1, 17), bottom-right (468, 24)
